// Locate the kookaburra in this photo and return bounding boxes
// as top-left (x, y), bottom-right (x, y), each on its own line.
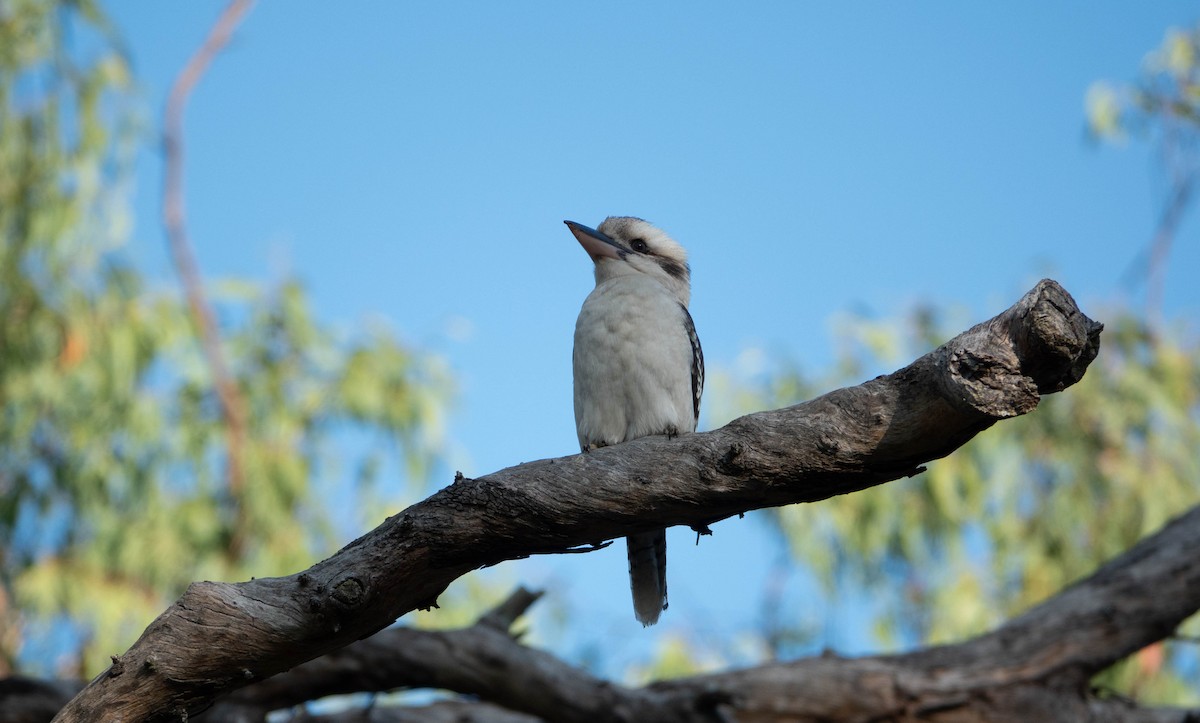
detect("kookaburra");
top-left (566, 216), bottom-right (703, 626)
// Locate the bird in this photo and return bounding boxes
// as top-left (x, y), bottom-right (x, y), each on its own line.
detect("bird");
top-left (565, 216), bottom-right (703, 626)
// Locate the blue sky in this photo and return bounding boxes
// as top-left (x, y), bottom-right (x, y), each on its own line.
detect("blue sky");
top-left (106, 2), bottom-right (1200, 674)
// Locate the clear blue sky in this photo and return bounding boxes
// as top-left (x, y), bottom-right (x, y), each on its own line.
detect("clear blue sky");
top-left (107, 1), bottom-right (1200, 674)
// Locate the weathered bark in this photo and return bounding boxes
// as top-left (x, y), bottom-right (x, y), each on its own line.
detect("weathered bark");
top-left (207, 587), bottom-right (697, 721)
top-left (207, 588), bottom-right (563, 716)
top-left (653, 503), bottom-right (1200, 722)
top-left (228, 505), bottom-right (1200, 722)
top-left (52, 279), bottom-right (1102, 722)
top-left (23, 501), bottom-right (1200, 722)
top-left (18, 504), bottom-right (1200, 720)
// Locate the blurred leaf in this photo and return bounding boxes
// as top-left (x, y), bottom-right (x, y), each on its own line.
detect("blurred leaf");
top-left (0, 0), bottom-right (456, 677)
top-left (711, 305), bottom-right (1200, 705)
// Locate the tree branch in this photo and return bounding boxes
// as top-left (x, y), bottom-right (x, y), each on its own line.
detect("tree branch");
top-left (162, 0), bottom-right (256, 557)
top-left (52, 279), bottom-right (1103, 722)
top-left (209, 587), bottom-right (549, 714)
top-left (223, 504), bottom-right (1200, 722)
top-left (649, 503), bottom-right (1200, 722)
top-left (30, 499), bottom-right (1200, 720)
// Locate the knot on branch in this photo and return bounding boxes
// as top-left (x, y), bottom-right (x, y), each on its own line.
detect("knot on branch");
top-left (332, 577), bottom-right (366, 608)
top-left (717, 441), bottom-right (747, 474)
top-left (947, 347), bottom-right (1040, 418)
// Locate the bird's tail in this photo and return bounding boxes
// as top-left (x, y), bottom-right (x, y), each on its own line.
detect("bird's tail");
top-left (627, 529), bottom-right (667, 626)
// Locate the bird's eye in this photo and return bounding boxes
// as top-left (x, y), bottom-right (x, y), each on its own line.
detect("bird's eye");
top-left (630, 238), bottom-right (649, 253)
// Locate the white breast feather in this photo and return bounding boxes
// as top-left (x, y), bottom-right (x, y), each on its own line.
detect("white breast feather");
top-left (573, 275), bottom-right (695, 448)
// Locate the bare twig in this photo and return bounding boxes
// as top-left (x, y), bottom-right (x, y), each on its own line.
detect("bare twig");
top-left (162, 0), bottom-right (256, 557)
top-left (1145, 172), bottom-right (1194, 323)
top-left (475, 586), bottom-right (543, 631)
top-left (1124, 77), bottom-right (1200, 324)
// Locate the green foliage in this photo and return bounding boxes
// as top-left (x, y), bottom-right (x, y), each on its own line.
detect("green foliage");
top-left (1087, 25), bottom-right (1200, 141)
top-left (708, 305), bottom-right (1200, 704)
top-left (0, 1), bottom-right (451, 676)
top-left (701, 22), bottom-right (1200, 704)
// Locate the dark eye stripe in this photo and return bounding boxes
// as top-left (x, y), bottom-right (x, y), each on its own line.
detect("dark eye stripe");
top-left (659, 259), bottom-right (688, 281)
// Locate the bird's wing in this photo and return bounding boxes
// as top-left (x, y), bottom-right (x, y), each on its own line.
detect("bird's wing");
top-left (681, 304), bottom-right (704, 427)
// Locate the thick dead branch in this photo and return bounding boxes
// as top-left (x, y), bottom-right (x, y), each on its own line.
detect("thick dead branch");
top-left (27, 502), bottom-right (1200, 720)
top-left (222, 504), bottom-right (1200, 722)
top-left (651, 503), bottom-right (1200, 722)
top-left (209, 586), bottom-right (691, 721)
top-left (53, 279), bottom-right (1102, 722)
top-left (207, 588), bottom-right (561, 715)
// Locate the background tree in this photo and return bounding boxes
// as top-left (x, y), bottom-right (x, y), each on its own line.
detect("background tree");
top-left (707, 306), bottom-right (1198, 704)
top-left (700, 24), bottom-right (1200, 705)
top-left (0, 0), bottom-right (451, 678)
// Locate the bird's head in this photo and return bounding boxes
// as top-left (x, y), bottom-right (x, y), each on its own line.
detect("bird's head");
top-left (564, 216), bottom-right (691, 306)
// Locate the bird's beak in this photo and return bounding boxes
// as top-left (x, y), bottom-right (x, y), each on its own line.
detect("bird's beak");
top-left (565, 220), bottom-right (625, 262)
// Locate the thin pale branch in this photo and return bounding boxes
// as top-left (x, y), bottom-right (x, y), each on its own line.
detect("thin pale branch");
top-left (161, 0), bottom-right (256, 557)
top-left (1146, 172), bottom-right (1193, 322)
